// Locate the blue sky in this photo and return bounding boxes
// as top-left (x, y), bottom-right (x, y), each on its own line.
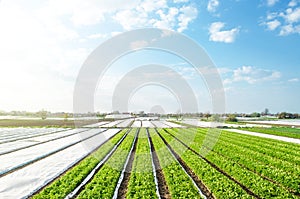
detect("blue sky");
top-left (0, 0), bottom-right (299, 113)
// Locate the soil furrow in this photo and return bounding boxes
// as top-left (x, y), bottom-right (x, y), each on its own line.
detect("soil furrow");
top-left (116, 128), bottom-right (140, 199)
top-left (162, 129), bottom-right (261, 199)
top-left (156, 129), bottom-right (214, 199)
top-left (147, 128), bottom-right (171, 199)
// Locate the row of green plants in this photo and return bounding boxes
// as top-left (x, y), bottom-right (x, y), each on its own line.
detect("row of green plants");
top-left (240, 127), bottom-right (300, 139)
top-left (32, 129), bottom-right (128, 198)
top-left (148, 129), bottom-right (202, 198)
top-left (217, 129), bottom-right (300, 169)
top-left (222, 129), bottom-right (300, 157)
top-left (184, 127), bottom-right (300, 165)
top-left (157, 129), bottom-right (252, 199)
top-left (32, 126), bottom-right (299, 199)
top-left (188, 127), bottom-right (300, 173)
top-left (76, 129), bottom-right (136, 198)
top-left (126, 128), bottom-right (158, 199)
top-left (167, 128), bottom-right (298, 198)
top-left (192, 128), bottom-right (300, 193)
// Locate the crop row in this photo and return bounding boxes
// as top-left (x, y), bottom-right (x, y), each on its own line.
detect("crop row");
top-left (75, 129), bottom-right (137, 198)
top-left (32, 126), bottom-right (300, 199)
top-left (221, 129), bottom-right (300, 159)
top-left (157, 129), bottom-right (253, 199)
top-left (166, 128), bottom-right (298, 198)
top-left (240, 127), bottom-right (300, 139)
top-left (199, 128), bottom-right (300, 178)
top-left (194, 128), bottom-right (300, 194)
top-left (183, 128), bottom-right (300, 167)
top-left (148, 128), bottom-right (202, 198)
top-left (125, 128), bottom-right (158, 199)
top-left (32, 129), bottom-right (128, 199)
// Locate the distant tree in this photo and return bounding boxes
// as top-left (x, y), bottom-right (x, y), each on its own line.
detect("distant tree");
top-left (263, 108), bottom-right (270, 116)
top-left (278, 112), bottom-right (286, 119)
top-left (64, 113), bottom-right (68, 121)
top-left (139, 111), bottom-right (145, 117)
top-left (226, 114), bottom-right (238, 122)
top-left (38, 109), bottom-right (47, 120)
top-left (209, 114), bottom-right (223, 122)
top-left (278, 112), bottom-right (294, 119)
top-left (96, 113), bottom-right (106, 119)
top-left (203, 112), bottom-right (211, 120)
top-left (251, 112), bottom-right (261, 117)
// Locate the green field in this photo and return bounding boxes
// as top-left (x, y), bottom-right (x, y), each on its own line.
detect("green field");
top-left (32, 127), bottom-right (300, 199)
top-left (240, 127), bottom-right (300, 139)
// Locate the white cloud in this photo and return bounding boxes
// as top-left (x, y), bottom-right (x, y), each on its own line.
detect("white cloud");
top-left (140, 0), bottom-right (167, 12)
top-left (218, 67), bottom-right (232, 74)
top-left (113, 9), bottom-right (148, 30)
top-left (174, 66), bottom-right (197, 80)
top-left (38, 0), bottom-right (141, 27)
top-left (279, 24), bottom-right (295, 35)
top-left (209, 22), bottom-right (240, 43)
top-left (267, 0), bottom-right (279, 6)
top-left (113, 1), bottom-right (197, 32)
top-left (277, 7), bottom-right (300, 35)
top-left (87, 33), bottom-right (108, 39)
top-left (223, 79), bottom-right (233, 85)
top-left (113, 0), bottom-right (169, 30)
top-left (111, 31), bottom-right (123, 37)
top-left (0, 0), bottom-right (198, 112)
top-left (288, 78), bottom-right (299, 82)
top-left (288, 0), bottom-right (298, 7)
top-left (267, 12), bottom-right (278, 20)
top-left (177, 6), bottom-right (198, 32)
top-left (224, 66), bottom-right (281, 84)
top-left (154, 7), bottom-right (179, 30)
top-left (207, 0), bottom-right (219, 13)
top-left (266, 19), bottom-right (281, 30)
top-left (35, 0), bottom-right (197, 33)
top-left (262, 4), bottom-right (300, 36)
top-left (173, 65), bottom-right (231, 81)
top-left (0, 0), bottom-right (93, 111)
top-left (173, 0), bottom-right (189, 3)
top-left (283, 7), bottom-right (300, 23)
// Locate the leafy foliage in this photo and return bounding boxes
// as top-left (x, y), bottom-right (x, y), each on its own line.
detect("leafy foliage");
top-left (149, 129), bottom-right (201, 198)
top-left (33, 129), bottom-right (127, 199)
top-left (32, 127), bottom-right (300, 199)
top-left (241, 127), bottom-right (300, 139)
top-left (126, 128), bottom-right (158, 199)
top-left (167, 128), bottom-right (299, 198)
top-left (77, 129), bottom-right (136, 198)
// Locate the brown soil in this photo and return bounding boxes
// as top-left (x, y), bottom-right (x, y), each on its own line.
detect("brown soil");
top-left (148, 129), bottom-right (171, 199)
top-left (117, 129), bottom-right (139, 199)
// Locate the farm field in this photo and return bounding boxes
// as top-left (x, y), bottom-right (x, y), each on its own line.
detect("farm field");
top-left (247, 119), bottom-right (300, 127)
top-left (2, 1), bottom-right (300, 198)
top-left (0, 119), bottom-right (96, 128)
top-left (239, 127), bottom-right (300, 139)
top-left (1, 119), bottom-right (299, 198)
